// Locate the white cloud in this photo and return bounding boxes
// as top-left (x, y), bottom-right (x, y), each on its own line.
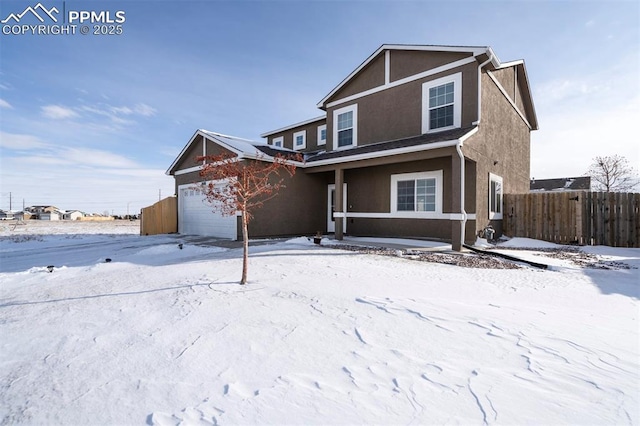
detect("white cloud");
top-left (0, 131), bottom-right (50, 150)
top-left (62, 147), bottom-right (141, 169)
top-left (531, 96), bottom-right (640, 179)
top-left (108, 103), bottom-right (156, 117)
top-left (111, 106), bottom-right (133, 115)
top-left (41, 104), bottom-right (79, 119)
top-left (134, 103), bottom-right (157, 117)
top-left (0, 98), bottom-right (12, 109)
top-left (531, 53), bottom-right (639, 180)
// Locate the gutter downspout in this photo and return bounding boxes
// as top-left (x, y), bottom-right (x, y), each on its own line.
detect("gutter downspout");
top-left (457, 51), bottom-right (493, 249)
top-left (472, 53), bottom-right (494, 126)
top-left (456, 142), bottom-right (467, 249)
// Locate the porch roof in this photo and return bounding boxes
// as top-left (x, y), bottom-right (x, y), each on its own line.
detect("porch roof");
top-left (304, 126), bottom-right (477, 166)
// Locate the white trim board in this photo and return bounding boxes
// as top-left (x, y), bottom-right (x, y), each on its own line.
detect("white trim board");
top-left (325, 56), bottom-right (476, 109)
top-left (486, 70), bottom-right (532, 130)
top-left (333, 211), bottom-right (477, 220)
top-left (260, 115), bottom-right (326, 138)
top-left (318, 44), bottom-right (489, 107)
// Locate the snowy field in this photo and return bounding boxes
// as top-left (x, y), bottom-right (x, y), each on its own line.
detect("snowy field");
top-left (1, 221), bottom-right (638, 425)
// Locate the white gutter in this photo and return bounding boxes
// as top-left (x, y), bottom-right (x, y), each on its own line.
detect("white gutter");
top-left (305, 138), bottom-right (461, 168)
top-left (472, 52), bottom-right (495, 126)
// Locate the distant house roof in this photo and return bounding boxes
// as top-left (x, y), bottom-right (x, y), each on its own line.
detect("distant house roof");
top-left (530, 177), bottom-right (591, 192)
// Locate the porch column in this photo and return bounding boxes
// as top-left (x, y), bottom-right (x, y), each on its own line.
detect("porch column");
top-left (450, 155), bottom-right (463, 251)
top-left (334, 168), bottom-right (344, 240)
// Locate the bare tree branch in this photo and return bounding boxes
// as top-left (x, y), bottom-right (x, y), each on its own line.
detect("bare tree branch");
top-left (195, 152), bottom-right (303, 284)
top-left (586, 155), bottom-right (639, 192)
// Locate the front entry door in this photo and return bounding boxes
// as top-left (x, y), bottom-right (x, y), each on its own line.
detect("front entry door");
top-left (327, 184), bottom-right (347, 233)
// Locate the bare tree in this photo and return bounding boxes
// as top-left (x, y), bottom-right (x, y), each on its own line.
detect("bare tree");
top-left (197, 152), bottom-right (302, 284)
top-left (586, 155), bottom-right (639, 192)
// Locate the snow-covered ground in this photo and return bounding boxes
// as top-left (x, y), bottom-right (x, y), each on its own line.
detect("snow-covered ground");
top-left (1, 221), bottom-right (638, 425)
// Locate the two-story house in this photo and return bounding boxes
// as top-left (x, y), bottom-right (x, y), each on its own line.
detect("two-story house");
top-left (167, 44), bottom-right (538, 250)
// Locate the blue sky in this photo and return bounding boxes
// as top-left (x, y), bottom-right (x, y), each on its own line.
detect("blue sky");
top-left (0, 0), bottom-right (638, 214)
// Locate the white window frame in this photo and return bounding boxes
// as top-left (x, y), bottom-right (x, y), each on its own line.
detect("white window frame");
top-left (293, 130), bottom-right (306, 150)
top-left (421, 72), bottom-right (462, 134)
top-left (272, 136), bottom-right (283, 148)
top-left (317, 124), bottom-right (327, 146)
top-left (333, 104), bottom-right (358, 150)
top-left (390, 170), bottom-right (443, 217)
top-left (489, 173), bottom-right (503, 220)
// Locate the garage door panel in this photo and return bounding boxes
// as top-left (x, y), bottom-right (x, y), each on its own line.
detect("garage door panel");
top-left (178, 185), bottom-right (237, 239)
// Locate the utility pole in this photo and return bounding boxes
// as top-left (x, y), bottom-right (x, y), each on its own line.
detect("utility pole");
top-left (158, 189), bottom-right (161, 201)
top-left (9, 192), bottom-right (11, 211)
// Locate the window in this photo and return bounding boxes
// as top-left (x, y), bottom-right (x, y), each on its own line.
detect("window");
top-left (421, 73), bottom-right (462, 133)
top-left (293, 130), bottom-right (306, 150)
top-left (333, 104), bottom-right (357, 149)
top-left (317, 124), bottom-right (327, 146)
top-left (272, 136), bottom-right (283, 148)
top-left (489, 173), bottom-right (503, 219)
top-left (390, 171), bottom-right (442, 215)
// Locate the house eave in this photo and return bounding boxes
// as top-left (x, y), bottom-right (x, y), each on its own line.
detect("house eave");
top-left (260, 115), bottom-right (326, 138)
top-left (306, 127), bottom-right (477, 168)
top-left (317, 44), bottom-right (491, 109)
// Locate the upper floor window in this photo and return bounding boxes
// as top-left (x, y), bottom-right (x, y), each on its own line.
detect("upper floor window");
top-left (333, 104), bottom-right (358, 149)
top-left (272, 136), bottom-right (283, 148)
top-left (317, 124), bottom-right (327, 146)
top-left (421, 72), bottom-right (462, 133)
top-left (489, 173), bottom-right (503, 219)
top-left (390, 171), bottom-right (442, 215)
top-left (293, 130), bottom-right (306, 150)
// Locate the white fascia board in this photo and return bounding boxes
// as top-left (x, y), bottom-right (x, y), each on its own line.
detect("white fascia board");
top-left (306, 139), bottom-right (460, 168)
top-left (200, 131), bottom-right (246, 157)
top-left (307, 126), bottom-right (477, 168)
top-left (260, 115), bottom-right (326, 138)
top-left (174, 165), bottom-right (203, 176)
top-left (458, 126), bottom-right (479, 144)
top-left (317, 44), bottom-right (490, 108)
top-left (166, 129), bottom-right (205, 175)
top-left (486, 71), bottom-right (533, 130)
top-left (494, 59), bottom-right (524, 69)
top-left (168, 129), bottom-right (260, 176)
top-left (514, 61), bottom-right (539, 130)
top-left (200, 129), bottom-right (258, 144)
top-left (316, 45), bottom-right (387, 109)
top-left (381, 44), bottom-right (488, 55)
top-left (326, 56), bottom-right (477, 109)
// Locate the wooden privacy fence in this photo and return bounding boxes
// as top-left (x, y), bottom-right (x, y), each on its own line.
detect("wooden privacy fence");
top-left (140, 196), bottom-right (177, 236)
top-left (504, 191), bottom-right (640, 247)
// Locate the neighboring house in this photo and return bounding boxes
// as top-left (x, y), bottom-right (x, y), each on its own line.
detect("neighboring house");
top-left (63, 210), bottom-right (84, 220)
top-left (25, 205), bottom-right (59, 220)
top-left (530, 177), bottom-right (591, 192)
top-left (26, 205), bottom-right (59, 214)
top-left (39, 211), bottom-right (61, 221)
top-left (168, 44), bottom-right (538, 250)
top-left (0, 210), bottom-right (15, 220)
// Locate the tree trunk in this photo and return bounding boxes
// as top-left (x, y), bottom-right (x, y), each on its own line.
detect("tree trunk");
top-left (240, 207), bottom-right (249, 285)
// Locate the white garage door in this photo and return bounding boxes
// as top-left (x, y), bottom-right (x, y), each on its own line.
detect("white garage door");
top-left (178, 183), bottom-right (237, 239)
